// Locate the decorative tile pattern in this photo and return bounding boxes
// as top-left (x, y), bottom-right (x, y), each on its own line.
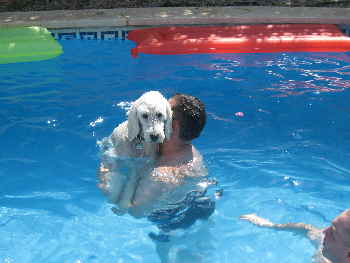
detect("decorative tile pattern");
top-left (50, 28), bottom-right (130, 40)
top-left (79, 31), bottom-right (98, 40)
top-left (57, 32), bottom-right (77, 40)
top-left (101, 31), bottom-right (118, 40)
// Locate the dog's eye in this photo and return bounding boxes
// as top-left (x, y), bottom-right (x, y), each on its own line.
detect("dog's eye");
top-left (142, 113), bottom-right (148, 119)
top-left (156, 113), bottom-right (163, 119)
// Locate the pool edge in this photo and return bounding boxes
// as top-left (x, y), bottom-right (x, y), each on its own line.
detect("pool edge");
top-left (1, 6), bottom-right (350, 29)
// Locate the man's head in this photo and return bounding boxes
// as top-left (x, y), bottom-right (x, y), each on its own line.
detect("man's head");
top-left (169, 93), bottom-right (206, 142)
top-left (322, 209), bottom-right (350, 263)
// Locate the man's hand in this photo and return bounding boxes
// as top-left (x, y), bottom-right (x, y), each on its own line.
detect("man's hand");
top-left (240, 214), bottom-right (274, 227)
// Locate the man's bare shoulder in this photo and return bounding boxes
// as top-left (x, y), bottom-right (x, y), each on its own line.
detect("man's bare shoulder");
top-left (150, 145), bottom-right (206, 185)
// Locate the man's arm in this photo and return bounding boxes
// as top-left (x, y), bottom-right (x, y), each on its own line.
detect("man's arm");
top-left (97, 161), bottom-right (129, 208)
top-left (127, 166), bottom-right (178, 218)
top-left (240, 214), bottom-right (321, 240)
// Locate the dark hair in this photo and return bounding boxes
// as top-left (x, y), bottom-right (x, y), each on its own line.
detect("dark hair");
top-left (171, 93), bottom-right (206, 141)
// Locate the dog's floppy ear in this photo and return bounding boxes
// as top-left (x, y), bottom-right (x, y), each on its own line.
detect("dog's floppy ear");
top-left (127, 101), bottom-right (140, 141)
top-left (165, 101), bottom-right (173, 139)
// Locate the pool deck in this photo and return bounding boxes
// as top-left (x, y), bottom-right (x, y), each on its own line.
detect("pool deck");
top-left (1, 6), bottom-right (350, 29)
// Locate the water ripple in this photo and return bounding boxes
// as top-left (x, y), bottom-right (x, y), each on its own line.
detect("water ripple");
top-left (4, 191), bottom-right (71, 200)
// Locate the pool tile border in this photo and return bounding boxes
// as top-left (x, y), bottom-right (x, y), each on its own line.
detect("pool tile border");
top-left (51, 27), bottom-right (131, 40)
top-left (51, 24), bottom-right (350, 41)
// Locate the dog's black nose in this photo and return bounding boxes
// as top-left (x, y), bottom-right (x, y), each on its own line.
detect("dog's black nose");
top-left (150, 134), bottom-right (159, 142)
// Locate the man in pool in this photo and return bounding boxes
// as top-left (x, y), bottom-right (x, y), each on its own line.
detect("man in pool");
top-left (126, 93), bottom-right (211, 217)
top-left (98, 92), bottom-right (216, 216)
top-left (240, 209), bottom-right (350, 263)
top-left (99, 93), bottom-right (215, 262)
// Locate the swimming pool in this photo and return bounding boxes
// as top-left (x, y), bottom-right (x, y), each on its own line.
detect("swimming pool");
top-left (1, 31), bottom-right (349, 263)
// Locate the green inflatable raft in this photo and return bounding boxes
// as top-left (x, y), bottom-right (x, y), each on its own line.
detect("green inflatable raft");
top-left (0, 26), bottom-right (63, 64)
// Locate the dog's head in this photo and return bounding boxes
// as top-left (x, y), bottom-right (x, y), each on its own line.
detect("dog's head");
top-left (127, 91), bottom-right (172, 143)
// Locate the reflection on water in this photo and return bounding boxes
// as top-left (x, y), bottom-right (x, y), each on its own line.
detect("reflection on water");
top-left (206, 52), bottom-right (350, 97)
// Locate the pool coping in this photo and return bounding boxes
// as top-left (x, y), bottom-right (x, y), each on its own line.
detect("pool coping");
top-left (1, 6), bottom-right (350, 29)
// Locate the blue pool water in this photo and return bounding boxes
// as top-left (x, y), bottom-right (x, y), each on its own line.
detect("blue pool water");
top-left (1, 37), bottom-right (350, 263)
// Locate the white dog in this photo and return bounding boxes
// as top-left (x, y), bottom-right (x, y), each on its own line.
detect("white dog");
top-left (99, 91), bottom-right (172, 212)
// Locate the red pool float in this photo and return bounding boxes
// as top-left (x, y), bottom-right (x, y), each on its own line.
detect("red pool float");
top-left (127, 24), bottom-right (350, 57)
